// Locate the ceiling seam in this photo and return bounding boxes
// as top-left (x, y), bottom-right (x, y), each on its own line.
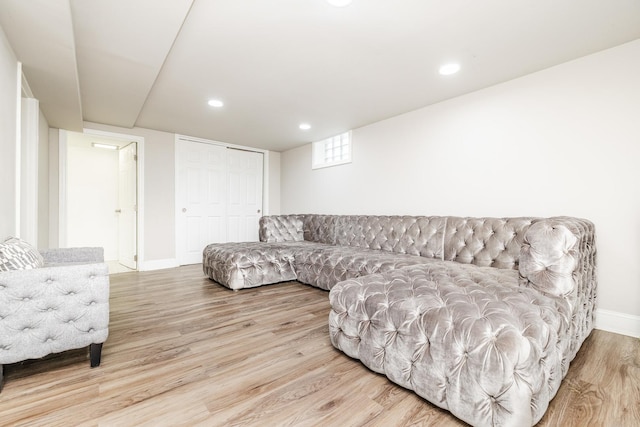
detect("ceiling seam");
top-left (66, 0), bottom-right (84, 129)
top-left (131, 0), bottom-right (197, 129)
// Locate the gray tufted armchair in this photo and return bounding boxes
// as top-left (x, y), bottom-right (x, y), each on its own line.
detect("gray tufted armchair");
top-left (0, 247), bottom-right (109, 391)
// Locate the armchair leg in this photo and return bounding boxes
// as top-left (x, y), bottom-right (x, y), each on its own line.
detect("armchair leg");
top-left (90, 343), bottom-right (103, 367)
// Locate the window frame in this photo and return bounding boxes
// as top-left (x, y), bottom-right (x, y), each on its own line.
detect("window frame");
top-left (311, 131), bottom-right (352, 170)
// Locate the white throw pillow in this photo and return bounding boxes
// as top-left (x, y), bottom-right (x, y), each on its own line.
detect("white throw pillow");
top-left (0, 237), bottom-right (45, 271)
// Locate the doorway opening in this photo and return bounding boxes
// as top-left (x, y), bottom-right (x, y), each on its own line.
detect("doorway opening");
top-left (60, 129), bottom-right (143, 273)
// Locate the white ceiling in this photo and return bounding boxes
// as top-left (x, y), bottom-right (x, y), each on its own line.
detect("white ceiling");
top-left (2, 0), bottom-right (640, 152)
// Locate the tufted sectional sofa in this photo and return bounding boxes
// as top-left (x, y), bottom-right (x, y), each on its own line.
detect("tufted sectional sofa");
top-left (202, 214), bottom-right (597, 426)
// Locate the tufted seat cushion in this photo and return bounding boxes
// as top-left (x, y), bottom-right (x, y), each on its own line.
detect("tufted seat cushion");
top-left (204, 241), bottom-right (446, 291)
top-left (203, 241), bottom-right (326, 290)
top-left (329, 264), bottom-right (572, 427)
top-left (294, 245), bottom-right (442, 290)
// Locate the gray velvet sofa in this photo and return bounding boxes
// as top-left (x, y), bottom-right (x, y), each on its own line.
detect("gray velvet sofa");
top-left (0, 247), bottom-right (110, 390)
top-left (203, 214), bottom-right (597, 427)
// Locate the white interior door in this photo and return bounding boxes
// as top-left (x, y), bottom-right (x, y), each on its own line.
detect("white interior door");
top-left (176, 140), bottom-right (227, 265)
top-left (118, 143), bottom-right (137, 269)
top-left (226, 149), bottom-right (264, 242)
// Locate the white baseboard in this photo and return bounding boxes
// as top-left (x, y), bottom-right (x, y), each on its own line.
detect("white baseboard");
top-left (139, 258), bottom-right (180, 272)
top-left (595, 309), bottom-right (640, 338)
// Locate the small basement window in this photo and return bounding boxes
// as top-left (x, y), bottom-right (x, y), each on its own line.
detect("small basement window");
top-left (312, 131), bottom-right (352, 169)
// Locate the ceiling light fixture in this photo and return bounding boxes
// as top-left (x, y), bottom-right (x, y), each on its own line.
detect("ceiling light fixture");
top-left (207, 99), bottom-right (224, 107)
top-left (92, 142), bottom-right (118, 150)
top-left (326, 0), bottom-right (352, 7)
top-left (439, 63), bottom-right (461, 76)
top-left (299, 123), bottom-right (311, 130)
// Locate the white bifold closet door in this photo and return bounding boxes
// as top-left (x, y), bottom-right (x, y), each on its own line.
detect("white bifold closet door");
top-left (226, 148), bottom-right (263, 242)
top-left (176, 139), bottom-right (263, 265)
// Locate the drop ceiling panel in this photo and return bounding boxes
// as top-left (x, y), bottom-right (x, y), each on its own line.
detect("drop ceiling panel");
top-left (2, 0), bottom-right (640, 151)
top-left (70, 0), bottom-right (194, 128)
top-left (135, 0), bottom-right (640, 150)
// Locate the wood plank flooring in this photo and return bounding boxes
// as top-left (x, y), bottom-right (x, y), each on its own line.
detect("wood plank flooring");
top-left (1, 264), bottom-right (638, 426)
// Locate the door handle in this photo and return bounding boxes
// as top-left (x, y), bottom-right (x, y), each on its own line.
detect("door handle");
top-left (182, 208), bottom-right (187, 213)
top-left (115, 209), bottom-right (122, 213)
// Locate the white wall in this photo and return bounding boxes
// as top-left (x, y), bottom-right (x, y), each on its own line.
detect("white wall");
top-left (20, 97), bottom-right (39, 245)
top-left (37, 108), bottom-right (49, 248)
top-left (48, 128), bottom-right (59, 247)
top-left (0, 26), bottom-right (19, 238)
top-left (281, 40), bottom-right (640, 335)
top-left (268, 151), bottom-right (281, 215)
top-left (1, 26), bottom-right (50, 248)
top-left (66, 137), bottom-right (119, 259)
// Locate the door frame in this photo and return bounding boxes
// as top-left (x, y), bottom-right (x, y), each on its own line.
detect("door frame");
top-left (58, 128), bottom-right (145, 269)
top-left (174, 134), bottom-right (272, 265)
top-left (117, 141), bottom-right (138, 270)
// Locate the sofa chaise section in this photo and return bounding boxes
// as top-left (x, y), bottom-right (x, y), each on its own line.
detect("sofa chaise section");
top-left (203, 241), bottom-right (314, 290)
top-left (329, 217), bottom-right (596, 426)
top-left (329, 265), bottom-right (570, 426)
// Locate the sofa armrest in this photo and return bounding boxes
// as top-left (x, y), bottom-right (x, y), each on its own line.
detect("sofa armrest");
top-left (39, 247), bottom-right (104, 265)
top-left (519, 217), bottom-right (597, 357)
top-left (259, 215), bottom-right (304, 242)
top-left (519, 218), bottom-right (596, 298)
top-left (0, 262), bottom-right (110, 364)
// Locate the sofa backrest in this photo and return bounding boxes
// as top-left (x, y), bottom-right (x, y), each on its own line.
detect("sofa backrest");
top-left (334, 215), bottom-right (446, 259)
top-left (259, 215), bottom-right (304, 242)
top-left (260, 214), bottom-right (533, 268)
top-left (303, 215), bottom-right (338, 245)
top-left (259, 215), bottom-right (593, 279)
top-left (442, 217), bottom-right (537, 269)
top-left (259, 214), bottom-right (339, 244)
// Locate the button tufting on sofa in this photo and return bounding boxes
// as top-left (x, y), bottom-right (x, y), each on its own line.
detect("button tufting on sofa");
top-left (202, 214), bottom-right (596, 426)
top-left (0, 247), bottom-right (110, 391)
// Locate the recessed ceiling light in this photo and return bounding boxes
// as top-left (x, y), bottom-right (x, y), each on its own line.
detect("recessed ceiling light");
top-left (299, 123), bottom-right (311, 130)
top-left (207, 99), bottom-right (224, 107)
top-left (327, 0), bottom-right (352, 7)
top-left (439, 63), bottom-right (461, 76)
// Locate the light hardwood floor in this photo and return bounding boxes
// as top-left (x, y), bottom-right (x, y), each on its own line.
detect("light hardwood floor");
top-left (1, 265), bottom-right (638, 426)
